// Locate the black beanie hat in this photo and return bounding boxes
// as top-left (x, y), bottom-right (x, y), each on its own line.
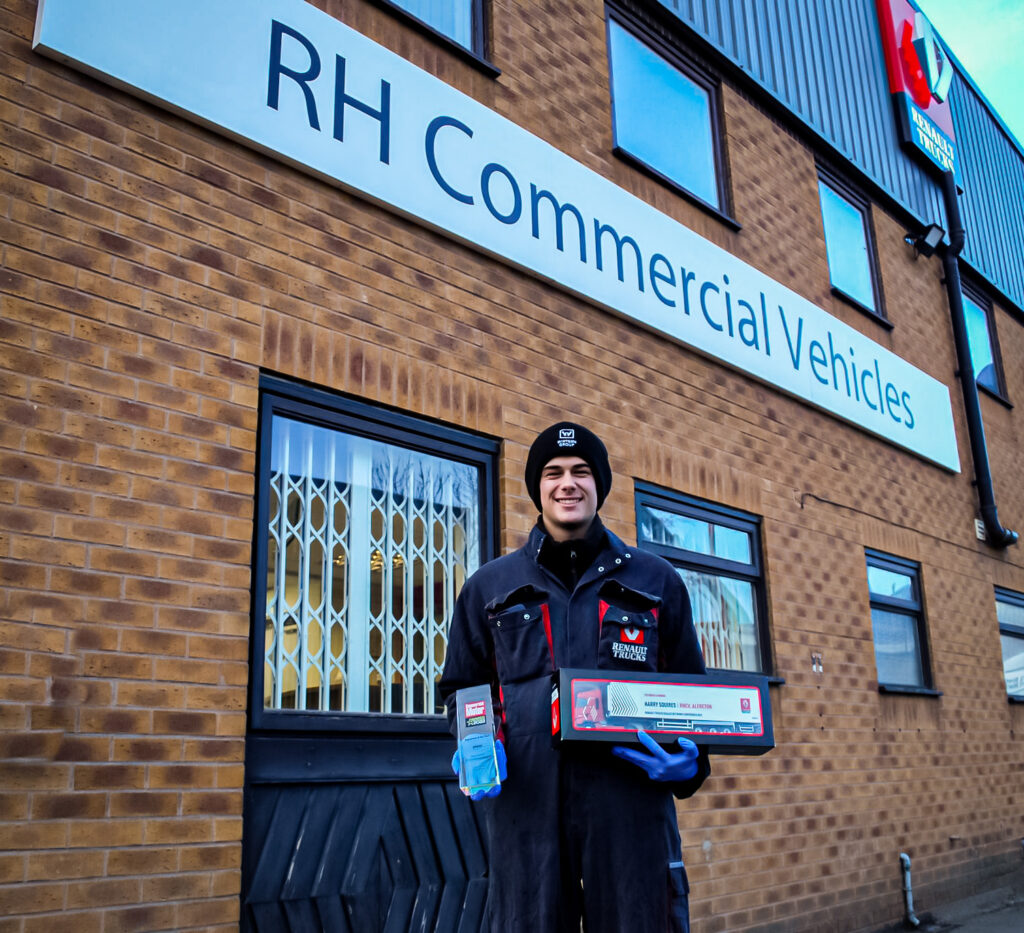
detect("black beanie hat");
top-left (525, 422), bottom-right (612, 511)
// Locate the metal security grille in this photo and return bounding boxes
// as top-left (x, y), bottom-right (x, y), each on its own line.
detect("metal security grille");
top-left (676, 568), bottom-right (751, 671)
top-left (264, 415), bottom-right (480, 715)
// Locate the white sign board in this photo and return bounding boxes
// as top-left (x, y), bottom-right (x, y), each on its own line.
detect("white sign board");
top-left (34, 0), bottom-right (960, 471)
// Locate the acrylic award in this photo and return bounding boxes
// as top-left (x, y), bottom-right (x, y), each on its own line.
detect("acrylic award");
top-left (455, 684), bottom-right (501, 795)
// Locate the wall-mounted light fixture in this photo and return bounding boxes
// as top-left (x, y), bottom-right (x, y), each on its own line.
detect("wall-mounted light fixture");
top-left (904, 223), bottom-right (945, 258)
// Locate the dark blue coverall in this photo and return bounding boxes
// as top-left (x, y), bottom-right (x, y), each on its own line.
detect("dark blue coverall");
top-left (440, 520), bottom-right (710, 933)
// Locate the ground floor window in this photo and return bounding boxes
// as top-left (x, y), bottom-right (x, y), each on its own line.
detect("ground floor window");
top-left (866, 550), bottom-right (934, 692)
top-left (996, 587), bottom-right (1024, 700)
top-left (254, 377), bottom-right (497, 723)
top-left (635, 483), bottom-right (770, 673)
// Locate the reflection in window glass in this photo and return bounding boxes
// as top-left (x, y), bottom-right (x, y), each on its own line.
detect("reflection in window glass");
top-left (677, 568), bottom-right (760, 671)
top-left (391, 0), bottom-right (473, 50)
top-left (867, 565), bottom-right (915, 601)
top-left (963, 293), bottom-right (1000, 393)
top-left (1000, 634), bottom-right (1024, 698)
top-left (997, 595), bottom-right (1024, 630)
top-left (819, 180), bottom-right (875, 312)
top-left (608, 20), bottom-right (719, 208)
top-left (264, 416), bottom-right (481, 715)
top-left (714, 524), bottom-right (751, 563)
top-left (637, 492), bottom-right (764, 673)
top-left (997, 590), bottom-right (1024, 698)
top-left (871, 608), bottom-right (924, 687)
top-left (639, 505), bottom-right (751, 563)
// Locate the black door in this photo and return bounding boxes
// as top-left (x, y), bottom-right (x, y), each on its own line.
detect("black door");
top-left (241, 379), bottom-right (498, 932)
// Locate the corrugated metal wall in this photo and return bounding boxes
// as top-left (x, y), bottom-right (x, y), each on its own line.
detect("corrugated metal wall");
top-left (950, 71), bottom-right (1024, 309)
top-left (656, 0), bottom-right (1024, 314)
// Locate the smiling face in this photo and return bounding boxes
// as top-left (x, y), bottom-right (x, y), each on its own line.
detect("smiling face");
top-left (538, 456), bottom-right (598, 542)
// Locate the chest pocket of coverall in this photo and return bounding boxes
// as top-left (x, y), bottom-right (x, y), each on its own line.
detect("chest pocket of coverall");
top-left (487, 585), bottom-right (552, 684)
top-left (597, 581), bottom-right (661, 672)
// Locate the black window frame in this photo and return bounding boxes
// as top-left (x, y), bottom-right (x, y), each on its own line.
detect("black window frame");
top-left (249, 374), bottom-right (500, 737)
top-left (995, 587), bottom-right (1024, 703)
top-left (634, 481), bottom-right (775, 677)
top-left (816, 165), bottom-right (889, 329)
top-left (961, 278), bottom-right (1011, 406)
top-left (865, 549), bottom-right (939, 696)
top-left (369, 0), bottom-right (499, 77)
top-left (605, 2), bottom-right (738, 230)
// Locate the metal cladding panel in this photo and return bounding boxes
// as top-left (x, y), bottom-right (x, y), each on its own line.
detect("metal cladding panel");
top-left (657, 0), bottom-right (1023, 313)
top-left (950, 71), bottom-right (1024, 308)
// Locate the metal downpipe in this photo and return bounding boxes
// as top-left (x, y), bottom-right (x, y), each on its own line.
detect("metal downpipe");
top-left (938, 170), bottom-right (1018, 549)
top-left (900, 853), bottom-right (921, 928)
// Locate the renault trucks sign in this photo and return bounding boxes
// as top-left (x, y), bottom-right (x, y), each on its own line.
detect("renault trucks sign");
top-left (876, 0), bottom-right (959, 176)
top-left (34, 0), bottom-right (961, 471)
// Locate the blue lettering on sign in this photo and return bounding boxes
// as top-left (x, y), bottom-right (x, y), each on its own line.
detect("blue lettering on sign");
top-left (333, 55), bottom-right (390, 164)
top-left (263, 17), bottom-right (919, 443)
top-left (425, 116), bottom-right (475, 204)
top-left (531, 185), bottom-right (587, 262)
top-left (267, 21), bottom-right (390, 161)
top-left (481, 163), bottom-right (522, 224)
top-left (268, 21), bottom-right (321, 130)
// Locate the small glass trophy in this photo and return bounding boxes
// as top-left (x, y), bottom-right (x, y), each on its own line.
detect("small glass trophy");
top-left (455, 684), bottom-right (500, 796)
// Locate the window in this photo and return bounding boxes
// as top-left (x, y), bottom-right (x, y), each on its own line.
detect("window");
top-left (962, 285), bottom-right (1007, 399)
top-left (383, 1), bottom-right (481, 56)
top-left (818, 172), bottom-right (884, 320)
top-left (865, 551), bottom-right (935, 693)
top-left (253, 378), bottom-right (497, 725)
top-left (607, 16), bottom-right (727, 216)
top-left (636, 484), bottom-right (769, 673)
top-left (996, 588), bottom-right (1024, 700)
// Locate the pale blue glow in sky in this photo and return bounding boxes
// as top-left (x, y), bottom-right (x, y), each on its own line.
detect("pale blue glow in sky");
top-left (916, 0), bottom-right (1024, 148)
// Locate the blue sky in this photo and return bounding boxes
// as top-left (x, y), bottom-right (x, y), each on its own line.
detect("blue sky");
top-left (916, 0), bottom-right (1024, 147)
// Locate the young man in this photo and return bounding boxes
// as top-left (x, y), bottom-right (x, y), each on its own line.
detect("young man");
top-left (440, 422), bottom-right (710, 933)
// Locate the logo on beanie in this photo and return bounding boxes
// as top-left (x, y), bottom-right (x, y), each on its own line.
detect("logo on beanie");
top-left (557, 428), bottom-right (576, 447)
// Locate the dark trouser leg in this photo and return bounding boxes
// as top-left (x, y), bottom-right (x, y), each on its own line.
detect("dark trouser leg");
top-left (569, 756), bottom-right (687, 933)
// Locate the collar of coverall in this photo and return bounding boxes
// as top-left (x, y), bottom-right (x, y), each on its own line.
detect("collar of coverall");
top-left (533, 515), bottom-right (609, 561)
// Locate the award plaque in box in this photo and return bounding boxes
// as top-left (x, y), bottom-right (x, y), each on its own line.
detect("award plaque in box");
top-left (455, 684), bottom-right (501, 795)
top-left (551, 668), bottom-right (774, 755)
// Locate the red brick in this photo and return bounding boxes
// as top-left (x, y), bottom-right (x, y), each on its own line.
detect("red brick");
top-left (72, 765), bottom-right (146, 792)
top-left (0, 882), bottom-right (64, 915)
top-left (105, 847), bottom-right (178, 876)
top-left (22, 912), bottom-right (102, 933)
top-left (109, 793), bottom-right (178, 818)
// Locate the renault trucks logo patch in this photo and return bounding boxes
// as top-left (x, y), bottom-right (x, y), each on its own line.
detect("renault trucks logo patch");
top-left (557, 428), bottom-right (576, 447)
top-left (612, 630), bottom-right (648, 663)
top-left (621, 626), bottom-right (644, 645)
top-left (875, 0), bottom-right (958, 176)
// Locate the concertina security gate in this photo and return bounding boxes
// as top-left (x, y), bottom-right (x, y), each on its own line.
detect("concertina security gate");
top-left (263, 415), bottom-right (480, 716)
top-left (242, 387), bottom-right (497, 933)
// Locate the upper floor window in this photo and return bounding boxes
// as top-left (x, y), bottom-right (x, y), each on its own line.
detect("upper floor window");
top-left (962, 285), bottom-right (1008, 400)
top-left (382, 1), bottom-right (482, 57)
top-left (818, 171), bottom-right (885, 322)
top-left (636, 484), bottom-right (770, 674)
top-left (866, 550), bottom-right (935, 693)
top-left (254, 378), bottom-right (497, 726)
top-left (996, 588), bottom-right (1024, 701)
top-left (607, 16), bottom-right (727, 216)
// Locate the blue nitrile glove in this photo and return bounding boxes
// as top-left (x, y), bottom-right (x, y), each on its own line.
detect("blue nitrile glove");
top-left (611, 729), bottom-right (699, 782)
top-left (451, 737), bottom-right (507, 800)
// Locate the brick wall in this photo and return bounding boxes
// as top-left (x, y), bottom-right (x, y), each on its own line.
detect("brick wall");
top-left (2, 0), bottom-right (1022, 930)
